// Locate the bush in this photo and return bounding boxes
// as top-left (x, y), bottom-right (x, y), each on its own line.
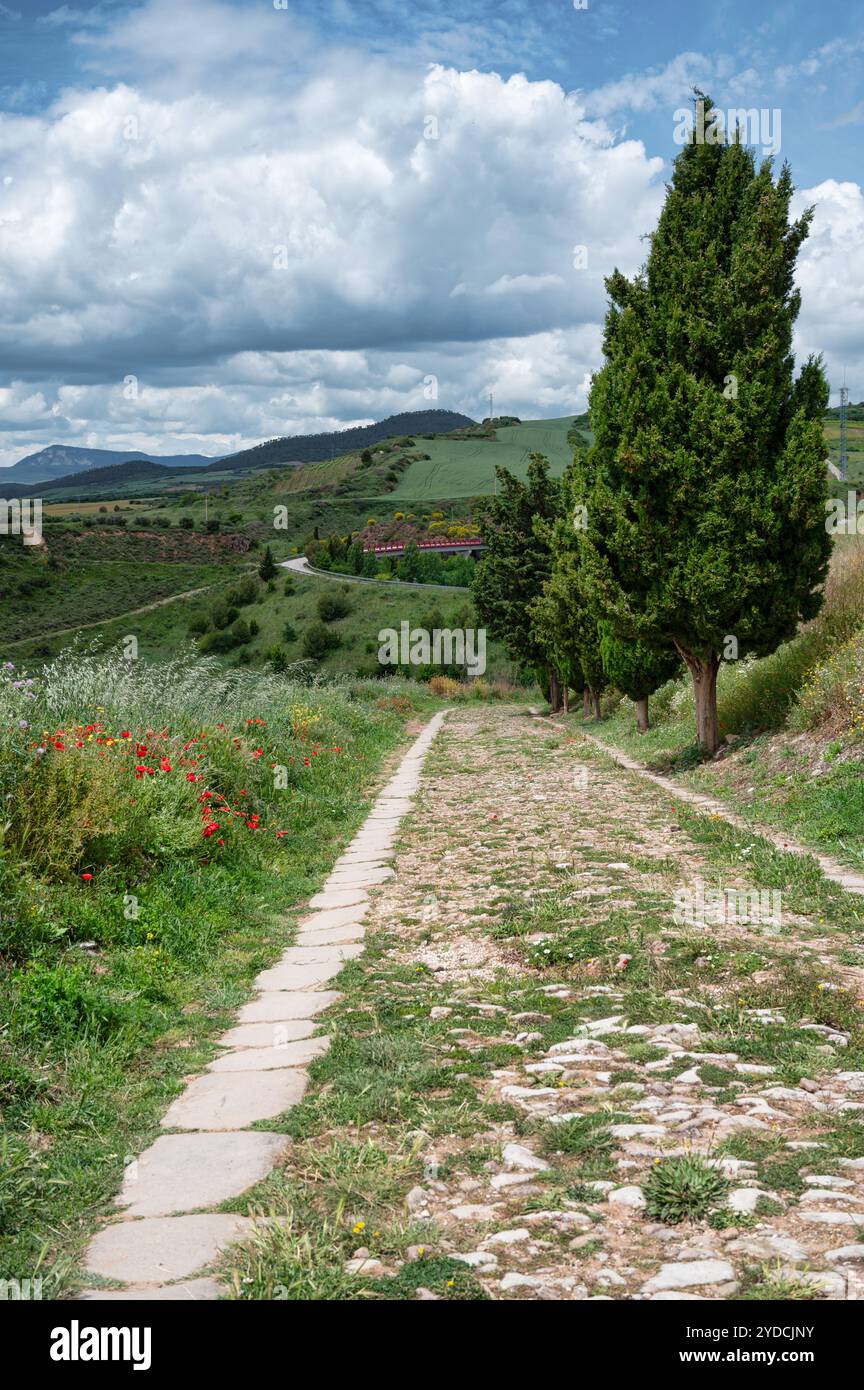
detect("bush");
top-left (303, 621), bottom-right (340, 660)
top-left (210, 604), bottom-right (239, 631)
top-left (283, 621), bottom-right (298, 643)
top-left (643, 1156), bottom-right (728, 1224)
top-left (179, 515), bottom-right (194, 529)
top-left (317, 593), bottom-right (351, 623)
top-left (227, 577), bottom-right (259, 607)
top-left (428, 675), bottom-right (460, 698)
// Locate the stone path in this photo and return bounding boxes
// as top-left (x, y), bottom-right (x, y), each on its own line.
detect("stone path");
top-left (77, 712), bottom-right (447, 1300)
top-left (238, 704), bottom-right (864, 1302)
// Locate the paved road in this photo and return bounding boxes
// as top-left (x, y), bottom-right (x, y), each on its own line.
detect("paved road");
top-left (281, 555), bottom-right (468, 591)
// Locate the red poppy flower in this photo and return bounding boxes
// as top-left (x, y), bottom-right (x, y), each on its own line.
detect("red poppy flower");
top-left (81, 872), bottom-right (93, 881)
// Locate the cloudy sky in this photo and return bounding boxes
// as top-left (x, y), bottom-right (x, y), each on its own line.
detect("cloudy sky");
top-left (0, 0), bottom-right (861, 468)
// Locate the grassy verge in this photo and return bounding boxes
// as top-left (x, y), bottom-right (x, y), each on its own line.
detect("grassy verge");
top-left (0, 650), bottom-right (428, 1294)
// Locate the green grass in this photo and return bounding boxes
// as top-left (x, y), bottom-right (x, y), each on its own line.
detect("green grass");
top-left (389, 417), bottom-right (582, 499)
top-left (0, 650), bottom-right (414, 1293)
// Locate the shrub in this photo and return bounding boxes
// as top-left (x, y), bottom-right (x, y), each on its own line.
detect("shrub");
top-left (317, 593), bottom-right (351, 623)
top-left (428, 675), bottom-right (460, 698)
top-left (283, 621), bottom-right (298, 643)
top-left (643, 1156), bottom-right (728, 1224)
top-left (303, 622), bottom-right (340, 660)
top-left (227, 577), bottom-right (259, 607)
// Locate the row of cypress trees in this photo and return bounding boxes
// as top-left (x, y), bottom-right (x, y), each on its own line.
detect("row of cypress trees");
top-left (473, 96), bottom-right (832, 753)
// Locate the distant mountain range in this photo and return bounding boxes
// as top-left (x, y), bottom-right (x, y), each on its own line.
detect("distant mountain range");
top-left (0, 411), bottom-right (477, 497)
top-left (1, 445), bottom-right (215, 487)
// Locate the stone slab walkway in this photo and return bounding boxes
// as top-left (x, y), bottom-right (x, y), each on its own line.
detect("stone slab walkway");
top-left (78, 711), bottom-right (447, 1300)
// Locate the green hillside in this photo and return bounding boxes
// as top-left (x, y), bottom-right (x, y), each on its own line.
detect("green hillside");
top-left (387, 416), bottom-right (585, 499)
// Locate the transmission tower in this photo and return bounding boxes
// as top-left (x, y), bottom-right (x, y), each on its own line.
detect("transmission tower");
top-left (840, 382), bottom-right (849, 481)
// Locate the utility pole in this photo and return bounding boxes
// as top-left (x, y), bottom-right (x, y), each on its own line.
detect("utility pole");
top-left (840, 374), bottom-right (849, 481)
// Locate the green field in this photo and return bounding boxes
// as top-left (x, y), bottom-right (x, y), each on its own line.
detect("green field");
top-left (387, 417), bottom-right (583, 499)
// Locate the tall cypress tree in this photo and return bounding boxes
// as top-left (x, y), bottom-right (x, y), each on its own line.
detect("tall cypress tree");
top-left (536, 460), bottom-right (608, 717)
top-left (581, 95), bottom-right (830, 752)
top-left (473, 454), bottom-right (563, 703)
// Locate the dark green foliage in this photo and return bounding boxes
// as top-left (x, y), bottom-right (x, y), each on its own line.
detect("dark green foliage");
top-left (580, 95), bottom-right (831, 750)
top-left (643, 1155), bottom-right (728, 1224)
top-left (317, 592), bottom-right (351, 622)
top-left (473, 453), bottom-right (562, 683)
top-left (258, 546), bottom-right (278, 581)
top-left (600, 626), bottom-right (681, 701)
top-left (303, 621), bottom-right (341, 660)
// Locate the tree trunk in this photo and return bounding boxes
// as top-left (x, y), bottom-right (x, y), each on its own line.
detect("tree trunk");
top-left (562, 684), bottom-right (569, 714)
top-left (680, 650), bottom-right (720, 753)
top-left (635, 697), bottom-right (649, 733)
top-left (548, 666), bottom-right (562, 714)
top-left (590, 688), bottom-right (602, 720)
top-left (583, 687), bottom-right (590, 718)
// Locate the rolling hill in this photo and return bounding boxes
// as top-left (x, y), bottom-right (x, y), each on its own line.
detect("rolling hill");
top-left (211, 409), bottom-right (476, 471)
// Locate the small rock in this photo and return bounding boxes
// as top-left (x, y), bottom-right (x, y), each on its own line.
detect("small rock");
top-left (450, 1204), bottom-right (498, 1221)
top-left (453, 1251), bottom-right (498, 1270)
top-left (482, 1229), bottom-right (531, 1247)
top-left (728, 1188), bottom-right (760, 1214)
top-left (607, 1186), bottom-right (646, 1209)
top-left (344, 1257), bottom-right (386, 1276)
top-left (502, 1143), bottom-right (550, 1173)
top-left (642, 1260), bottom-right (735, 1293)
top-left (500, 1272), bottom-right (541, 1290)
top-left (492, 1171), bottom-right (540, 1191)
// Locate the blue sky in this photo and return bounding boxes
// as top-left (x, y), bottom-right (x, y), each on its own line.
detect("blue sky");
top-left (0, 0), bottom-right (861, 464)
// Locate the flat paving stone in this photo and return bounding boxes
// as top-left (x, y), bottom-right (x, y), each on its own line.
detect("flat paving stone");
top-left (78, 1278), bottom-right (226, 1301)
top-left (327, 867), bottom-right (394, 887)
top-left (208, 1036), bottom-right (329, 1073)
top-left (116, 1132), bottom-right (289, 1217)
top-left (235, 990), bottom-right (340, 1023)
top-left (254, 959), bottom-right (345, 992)
top-left (296, 923), bottom-right (365, 947)
top-left (277, 943), bottom-right (363, 965)
top-left (308, 887), bottom-right (369, 909)
top-left (218, 1018), bottom-right (316, 1047)
top-left (161, 1068), bottom-right (308, 1130)
top-left (86, 1214), bottom-right (258, 1283)
top-left (296, 905), bottom-right (368, 932)
top-left (333, 853), bottom-right (391, 867)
